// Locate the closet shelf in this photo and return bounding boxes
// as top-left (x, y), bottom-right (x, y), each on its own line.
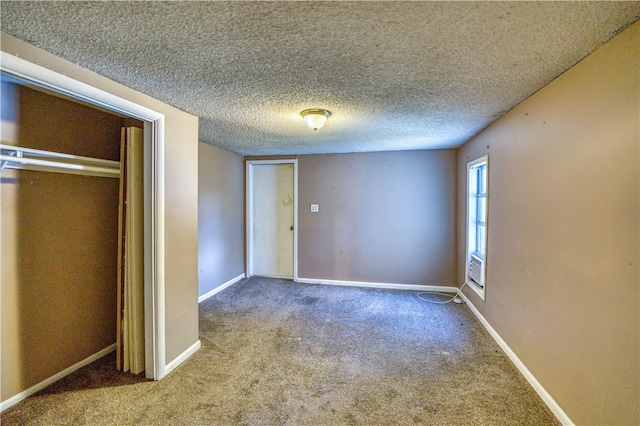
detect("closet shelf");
top-left (0, 144), bottom-right (120, 178)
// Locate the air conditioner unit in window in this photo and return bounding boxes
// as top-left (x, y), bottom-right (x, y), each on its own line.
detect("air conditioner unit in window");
top-left (469, 254), bottom-right (485, 287)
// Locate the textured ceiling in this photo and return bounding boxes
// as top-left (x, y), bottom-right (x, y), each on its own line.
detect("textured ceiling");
top-left (1, 1), bottom-right (639, 155)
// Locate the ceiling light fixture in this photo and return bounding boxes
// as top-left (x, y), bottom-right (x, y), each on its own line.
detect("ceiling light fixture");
top-left (300, 109), bottom-right (331, 131)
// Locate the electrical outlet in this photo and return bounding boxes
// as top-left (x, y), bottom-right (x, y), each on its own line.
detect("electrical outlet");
top-left (310, 204), bottom-right (319, 213)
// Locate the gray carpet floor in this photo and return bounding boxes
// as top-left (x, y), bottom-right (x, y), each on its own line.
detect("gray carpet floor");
top-left (1, 277), bottom-right (559, 425)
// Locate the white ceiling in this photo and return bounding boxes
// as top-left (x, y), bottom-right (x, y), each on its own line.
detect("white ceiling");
top-left (1, 1), bottom-right (639, 155)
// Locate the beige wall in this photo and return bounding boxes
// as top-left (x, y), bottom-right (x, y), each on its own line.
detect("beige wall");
top-left (456, 21), bottom-right (639, 425)
top-left (298, 150), bottom-right (456, 285)
top-left (1, 33), bottom-right (200, 381)
top-left (198, 143), bottom-right (245, 296)
top-left (1, 83), bottom-right (125, 400)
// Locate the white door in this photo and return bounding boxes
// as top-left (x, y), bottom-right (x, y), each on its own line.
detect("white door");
top-left (250, 163), bottom-right (295, 278)
top-left (117, 126), bottom-right (145, 374)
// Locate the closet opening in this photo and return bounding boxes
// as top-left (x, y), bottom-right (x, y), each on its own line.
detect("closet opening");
top-left (1, 52), bottom-right (166, 410)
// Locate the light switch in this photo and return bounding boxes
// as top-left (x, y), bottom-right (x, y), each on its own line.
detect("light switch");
top-left (310, 204), bottom-right (319, 213)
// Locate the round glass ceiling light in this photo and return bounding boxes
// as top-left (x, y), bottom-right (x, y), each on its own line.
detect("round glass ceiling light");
top-left (300, 109), bottom-right (331, 131)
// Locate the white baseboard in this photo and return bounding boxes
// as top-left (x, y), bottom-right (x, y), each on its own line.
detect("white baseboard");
top-left (198, 273), bottom-right (245, 303)
top-left (457, 291), bottom-right (574, 426)
top-left (164, 340), bottom-right (201, 376)
top-left (296, 277), bottom-right (458, 293)
top-left (0, 343), bottom-right (116, 412)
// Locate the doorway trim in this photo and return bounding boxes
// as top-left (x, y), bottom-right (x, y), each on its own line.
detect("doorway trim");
top-left (245, 159), bottom-right (298, 280)
top-left (1, 53), bottom-right (166, 381)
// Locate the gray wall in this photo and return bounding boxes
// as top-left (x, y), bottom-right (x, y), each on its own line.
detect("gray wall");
top-left (456, 21), bottom-right (639, 425)
top-left (298, 150), bottom-right (456, 285)
top-left (198, 143), bottom-right (245, 296)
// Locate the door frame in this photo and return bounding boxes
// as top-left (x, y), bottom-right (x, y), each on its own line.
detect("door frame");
top-left (1, 52), bottom-right (167, 380)
top-left (245, 159), bottom-right (298, 280)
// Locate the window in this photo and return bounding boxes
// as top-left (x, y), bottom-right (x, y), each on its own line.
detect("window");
top-left (466, 156), bottom-right (488, 299)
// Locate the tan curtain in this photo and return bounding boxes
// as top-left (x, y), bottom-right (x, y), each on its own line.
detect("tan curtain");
top-left (116, 126), bottom-right (145, 374)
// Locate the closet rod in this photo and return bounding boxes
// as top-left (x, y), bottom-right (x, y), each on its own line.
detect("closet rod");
top-left (0, 144), bottom-right (120, 178)
top-left (0, 154), bottom-right (120, 176)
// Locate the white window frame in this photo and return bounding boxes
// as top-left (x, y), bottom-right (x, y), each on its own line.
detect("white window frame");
top-left (465, 155), bottom-right (489, 300)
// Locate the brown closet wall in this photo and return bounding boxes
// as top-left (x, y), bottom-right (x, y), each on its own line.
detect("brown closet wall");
top-left (1, 82), bottom-right (140, 400)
